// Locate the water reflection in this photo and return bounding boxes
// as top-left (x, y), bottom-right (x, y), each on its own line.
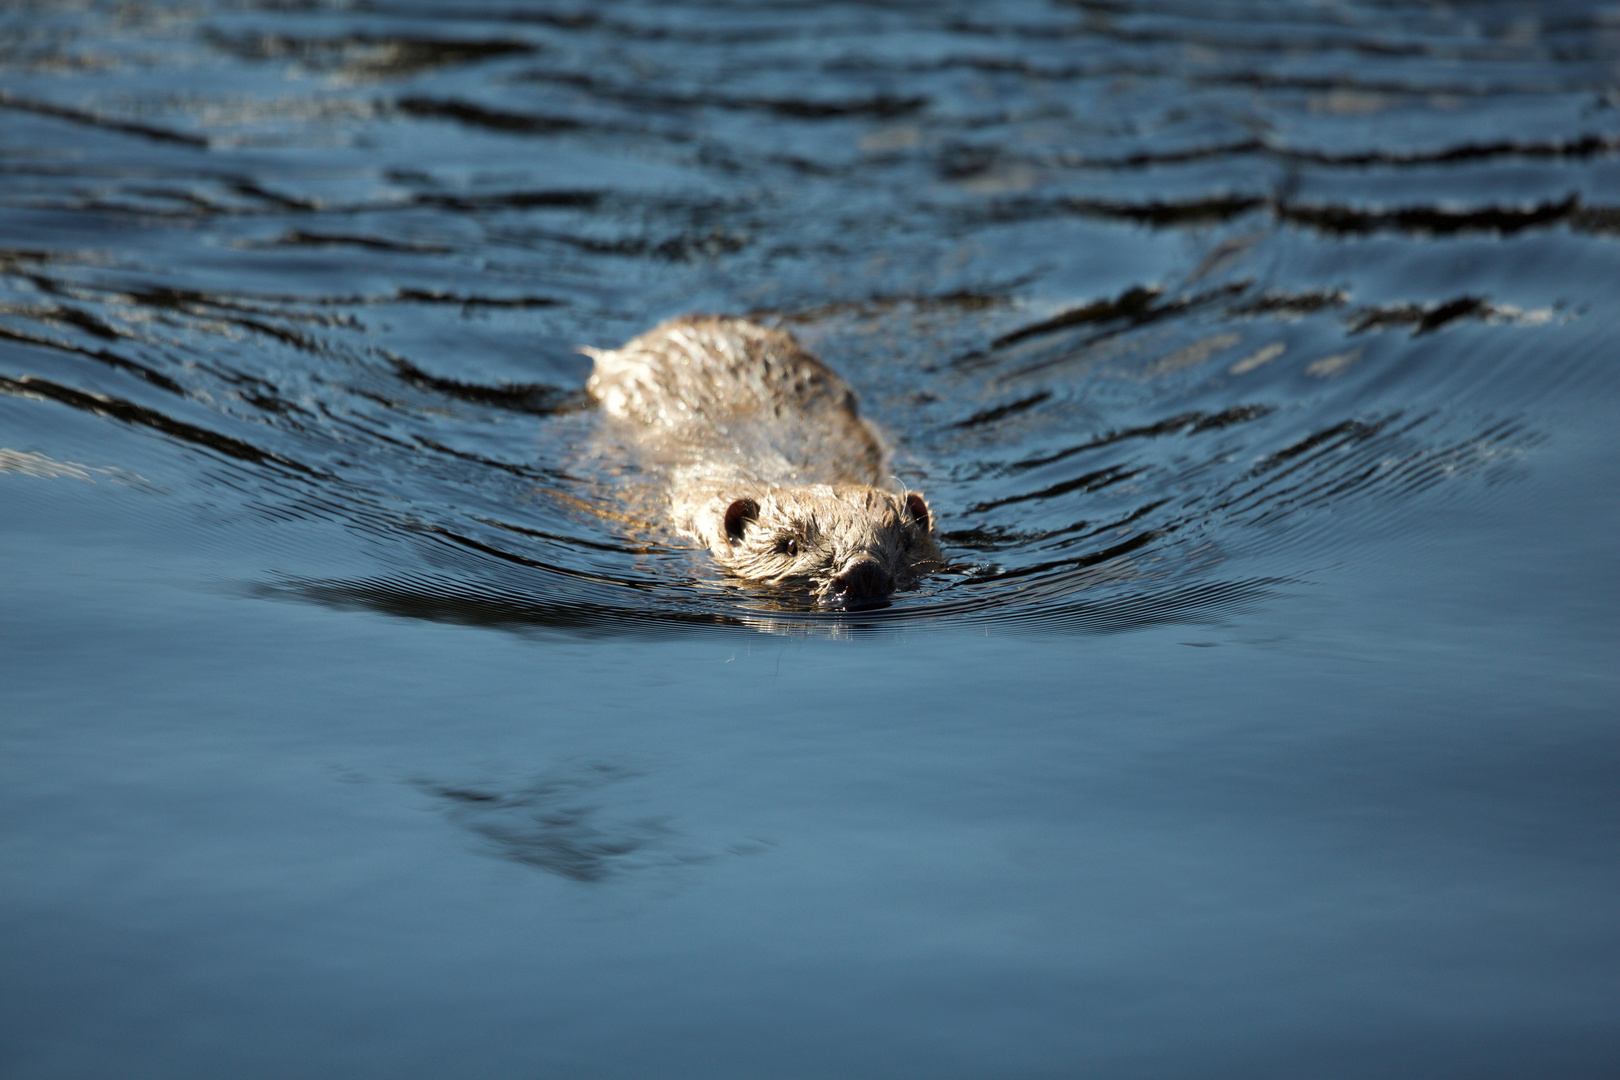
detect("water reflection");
top-left (416, 765), bottom-right (682, 883)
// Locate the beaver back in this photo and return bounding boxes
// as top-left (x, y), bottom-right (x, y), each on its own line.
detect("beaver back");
top-left (585, 316), bottom-right (886, 486)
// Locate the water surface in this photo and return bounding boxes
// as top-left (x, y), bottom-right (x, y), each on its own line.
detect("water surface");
top-left (2, 2), bottom-right (1618, 1076)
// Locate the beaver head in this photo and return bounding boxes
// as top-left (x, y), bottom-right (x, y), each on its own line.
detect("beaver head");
top-left (708, 484), bottom-right (940, 608)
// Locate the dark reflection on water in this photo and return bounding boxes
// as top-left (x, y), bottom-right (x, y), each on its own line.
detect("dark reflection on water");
top-left (417, 764), bottom-right (682, 881)
top-left (252, 569), bottom-right (1278, 635)
top-left (2, 1), bottom-right (1618, 1077)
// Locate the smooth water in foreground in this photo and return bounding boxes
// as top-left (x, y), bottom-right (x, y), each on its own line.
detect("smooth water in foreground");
top-left (2, 2), bottom-right (1618, 1076)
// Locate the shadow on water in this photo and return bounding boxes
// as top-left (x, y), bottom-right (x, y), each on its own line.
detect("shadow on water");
top-left (413, 762), bottom-right (778, 883)
top-left (414, 765), bottom-right (680, 883)
top-left (249, 570), bottom-right (1281, 637)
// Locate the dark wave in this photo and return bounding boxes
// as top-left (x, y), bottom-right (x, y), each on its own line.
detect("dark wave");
top-left (0, 92), bottom-right (208, 148)
top-left (1278, 194), bottom-right (1583, 236)
top-left (969, 133), bottom-right (1620, 172)
top-left (0, 374), bottom-right (318, 476)
top-left (384, 356), bottom-right (583, 414)
top-left (984, 283), bottom-right (1247, 359)
top-left (963, 193), bottom-right (1620, 239)
top-left (510, 67), bottom-right (928, 120)
top-left (396, 96), bottom-right (583, 135)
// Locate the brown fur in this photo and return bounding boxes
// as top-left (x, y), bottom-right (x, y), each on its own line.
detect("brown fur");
top-left (583, 316), bottom-right (941, 604)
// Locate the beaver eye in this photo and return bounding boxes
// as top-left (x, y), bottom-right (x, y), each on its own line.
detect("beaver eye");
top-left (775, 536), bottom-right (799, 556)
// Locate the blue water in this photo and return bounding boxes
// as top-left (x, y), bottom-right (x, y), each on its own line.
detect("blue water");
top-left (2, 2), bottom-right (1618, 1076)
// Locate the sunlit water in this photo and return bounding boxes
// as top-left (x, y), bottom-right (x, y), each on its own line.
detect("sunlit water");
top-left (2, 2), bottom-right (1618, 1076)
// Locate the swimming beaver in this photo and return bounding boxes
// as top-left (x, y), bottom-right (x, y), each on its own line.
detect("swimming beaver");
top-left (582, 316), bottom-right (941, 606)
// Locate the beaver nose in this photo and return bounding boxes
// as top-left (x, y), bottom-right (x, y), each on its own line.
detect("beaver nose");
top-left (830, 559), bottom-right (893, 606)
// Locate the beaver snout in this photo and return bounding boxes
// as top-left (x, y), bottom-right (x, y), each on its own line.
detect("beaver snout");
top-left (829, 558), bottom-right (893, 608)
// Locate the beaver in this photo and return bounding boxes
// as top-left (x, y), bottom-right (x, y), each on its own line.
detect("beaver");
top-left (582, 316), bottom-right (941, 606)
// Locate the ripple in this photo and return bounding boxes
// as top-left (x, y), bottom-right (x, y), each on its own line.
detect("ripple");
top-left (0, 0), bottom-right (1604, 639)
top-left (0, 92), bottom-right (209, 148)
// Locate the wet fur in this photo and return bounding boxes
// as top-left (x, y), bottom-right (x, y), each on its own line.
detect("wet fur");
top-left (584, 316), bottom-right (941, 603)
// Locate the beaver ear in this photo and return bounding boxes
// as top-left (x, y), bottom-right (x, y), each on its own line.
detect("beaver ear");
top-left (905, 493), bottom-right (929, 529)
top-left (724, 498), bottom-right (759, 541)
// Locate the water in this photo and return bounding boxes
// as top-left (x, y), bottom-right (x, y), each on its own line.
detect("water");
top-left (2, 1), bottom-right (1618, 1076)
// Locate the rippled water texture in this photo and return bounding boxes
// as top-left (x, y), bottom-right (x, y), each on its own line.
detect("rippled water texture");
top-left (3, 2), bottom-right (1618, 1077)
